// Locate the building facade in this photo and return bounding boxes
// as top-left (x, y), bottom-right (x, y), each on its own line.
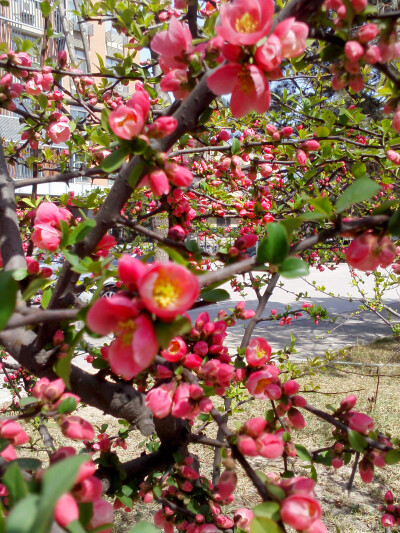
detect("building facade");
top-left (0, 0), bottom-right (130, 196)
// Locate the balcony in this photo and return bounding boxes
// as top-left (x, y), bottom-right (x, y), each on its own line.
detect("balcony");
top-left (0, 0), bottom-right (45, 35)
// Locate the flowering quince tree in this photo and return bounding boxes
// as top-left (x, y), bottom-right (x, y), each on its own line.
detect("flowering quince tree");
top-left (2, 0), bottom-right (400, 532)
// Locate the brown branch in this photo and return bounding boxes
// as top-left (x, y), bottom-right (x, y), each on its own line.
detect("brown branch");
top-left (13, 167), bottom-right (104, 189)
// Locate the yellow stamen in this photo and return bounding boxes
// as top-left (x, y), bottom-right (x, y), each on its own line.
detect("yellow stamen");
top-left (153, 276), bottom-right (181, 308)
top-left (235, 12), bottom-right (258, 34)
top-left (256, 348), bottom-right (266, 359)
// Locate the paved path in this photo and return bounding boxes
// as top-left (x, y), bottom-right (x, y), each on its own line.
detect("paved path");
top-left (1, 264), bottom-right (399, 403)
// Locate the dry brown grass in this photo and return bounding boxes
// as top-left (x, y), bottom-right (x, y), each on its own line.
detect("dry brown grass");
top-left (11, 336), bottom-right (400, 532)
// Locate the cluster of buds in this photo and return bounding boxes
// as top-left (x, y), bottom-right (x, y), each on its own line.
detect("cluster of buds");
top-left (0, 419), bottom-right (29, 462)
top-left (141, 159), bottom-right (193, 197)
top-left (265, 123), bottom-right (293, 141)
top-left (296, 139), bottom-right (321, 165)
top-left (228, 233), bottom-right (257, 259)
top-left (0, 73), bottom-right (23, 111)
top-left (379, 490), bottom-right (400, 529)
top-left (50, 448), bottom-right (113, 531)
top-left (166, 189), bottom-right (197, 230)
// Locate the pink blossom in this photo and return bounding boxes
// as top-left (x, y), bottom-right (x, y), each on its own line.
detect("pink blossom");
top-left (1, 445), bottom-right (17, 462)
top-left (144, 169), bottom-right (170, 197)
top-left (256, 432), bottom-right (284, 459)
top-left (95, 234), bottom-right (116, 257)
top-left (282, 380), bottom-right (300, 396)
top-left (339, 394), bottom-right (357, 411)
top-left (288, 407), bottom-right (306, 429)
top-left (0, 420), bottom-right (29, 446)
top-left (47, 119), bottom-right (71, 144)
top-left (303, 519), bottom-right (328, 533)
top-left (351, 0), bottom-right (367, 13)
top-left (237, 434), bottom-right (258, 456)
top-left (381, 514), bottom-right (396, 528)
top-left (54, 493), bottom-right (79, 527)
top-left (216, 0), bottom-right (274, 46)
top-left (358, 457), bottom-right (374, 483)
top-left (243, 417), bottom-right (267, 437)
top-left (165, 163), bottom-right (193, 187)
top-left (255, 34), bottom-right (282, 72)
top-left (218, 470), bottom-right (238, 498)
top-left (160, 69), bottom-right (189, 99)
top-left (245, 337), bottom-right (272, 367)
top-left (246, 365), bottom-right (280, 399)
top-left (127, 86), bottom-right (150, 121)
top-left (234, 508), bottom-right (253, 532)
top-left (272, 17), bottom-right (309, 59)
top-left (344, 233), bottom-right (396, 271)
top-left (302, 140), bottom-right (320, 151)
top-left (207, 63), bottom-right (270, 118)
top-left (151, 17), bottom-right (193, 70)
top-left (61, 416), bottom-right (94, 441)
top-left (342, 411), bottom-right (374, 434)
top-left (108, 104), bottom-right (144, 140)
top-left (145, 382), bottom-right (175, 418)
top-left (147, 116), bottom-right (177, 138)
top-left (357, 23), bottom-right (380, 43)
top-left (138, 263), bottom-right (199, 320)
top-left (73, 476), bottom-right (103, 503)
top-left (32, 224), bottom-right (62, 251)
top-left (296, 148), bottom-right (307, 165)
top-left (88, 499), bottom-right (114, 533)
top-left (344, 40), bottom-right (365, 62)
top-left (161, 336), bottom-right (187, 362)
top-left (280, 494), bottom-right (321, 530)
top-left (118, 254), bottom-right (147, 291)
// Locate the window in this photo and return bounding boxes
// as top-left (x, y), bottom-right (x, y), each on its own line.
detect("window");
top-left (70, 105), bottom-right (87, 123)
top-left (75, 49), bottom-right (87, 73)
top-left (105, 13), bottom-right (118, 33)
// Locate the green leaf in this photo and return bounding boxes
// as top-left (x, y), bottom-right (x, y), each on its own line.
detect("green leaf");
top-left (57, 396), bottom-right (77, 414)
top-left (31, 455), bottom-right (91, 533)
top-left (251, 517), bottom-right (283, 533)
top-left (67, 521), bottom-right (87, 533)
top-left (351, 162), bottom-right (367, 179)
top-left (128, 161), bottom-right (145, 188)
top-left (41, 287), bottom-right (52, 309)
top-left (253, 502), bottom-right (280, 521)
top-left (200, 288), bottom-right (230, 303)
top-left (40, 0), bottom-right (51, 16)
top-left (384, 449), bottom-right (400, 465)
top-left (18, 397), bottom-right (39, 407)
top-left (67, 219), bottom-right (96, 246)
top-left (308, 196), bottom-right (333, 217)
top-left (5, 494), bottom-right (40, 533)
top-left (231, 138), bottom-right (241, 155)
top-left (101, 146), bottom-right (130, 173)
top-left (279, 257), bottom-right (309, 278)
top-left (316, 125), bottom-right (330, 137)
top-left (37, 93), bottom-right (48, 110)
top-left (388, 208), bottom-right (400, 237)
top-left (265, 483), bottom-right (285, 501)
top-left (295, 443), bottom-right (312, 462)
top-left (257, 223), bottom-right (289, 265)
top-left (0, 271), bottom-right (18, 330)
top-left (335, 177), bottom-right (380, 213)
top-left (3, 463), bottom-right (28, 505)
top-left (54, 352), bottom-right (73, 389)
top-left (127, 522), bottom-right (160, 533)
top-left (12, 458), bottom-right (41, 471)
top-left (22, 278), bottom-right (52, 302)
top-left (347, 430), bottom-right (368, 452)
top-left (155, 316), bottom-right (192, 348)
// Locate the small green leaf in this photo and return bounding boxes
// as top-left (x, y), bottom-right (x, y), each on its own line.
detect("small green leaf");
top-left (18, 397), bottom-right (39, 407)
top-left (295, 443), bottom-right (312, 462)
top-left (388, 208), bottom-right (400, 237)
top-left (257, 223), bottom-right (289, 265)
top-left (308, 196), bottom-right (333, 217)
top-left (279, 257), bottom-right (309, 278)
top-left (57, 396), bottom-right (77, 414)
top-left (54, 353), bottom-right (73, 389)
top-left (127, 522), bottom-right (160, 533)
top-left (40, 0), bottom-right (51, 17)
top-left (5, 494), bottom-right (40, 533)
top-left (155, 316), bottom-right (192, 348)
top-left (41, 287), bottom-right (52, 309)
top-left (3, 463), bottom-right (28, 505)
top-left (335, 177), bottom-right (380, 213)
top-left (128, 161), bottom-right (145, 188)
top-left (67, 521), bottom-right (87, 533)
top-left (0, 271), bottom-right (18, 330)
top-left (67, 219), bottom-right (96, 246)
top-left (251, 516), bottom-right (283, 533)
top-left (200, 288), bottom-right (230, 303)
top-left (351, 162), bottom-right (367, 179)
top-left (253, 502), bottom-right (280, 521)
top-left (101, 146), bottom-right (130, 173)
top-left (231, 138), bottom-right (241, 155)
top-left (22, 278), bottom-right (53, 302)
top-left (385, 449), bottom-right (400, 465)
top-left (265, 483), bottom-right (285, 501)
top-left (347, 430), bottom-right (368, 452)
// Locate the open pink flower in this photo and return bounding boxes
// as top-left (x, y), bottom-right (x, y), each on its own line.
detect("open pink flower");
top-left (161, 336), bottom-right (187, 362)
top-left (280, 494), bottom-right (321, 530)
top-left (216, 0), bottom-right (274, 46)
top-left (245, 337), bottom-right (271, 367)
top-left (138, 263), bottom-right (199, 320)
top-left (32, 224), bottom-right (61, 251)
top-left (47, 118), bottom-right (71, 144)
top-left (108, 104), bottom-right (144, 140)
top-left (344, 233), bottom-right (396, 271)
top-left (0, 420), bottom-right (29, 446)
top-left (88, 499), bottom-right (114, 533)
top-left (151, 17), bottom-right (193, 71)
top-left (272, 17), bottom-right (309, 59)
top-left (207, 63), bottom-right (270, 118)
top-left (246, 365), bottom-right (280, 399)
top-left (255, 34), bottom-right (282, 72)
top-left (141, 169), bottom-right (170, 197)
top-left (255, 432), bottom-right (284, 459)
top-left (86, 295), bottom-right (158, 379)
top-left (145, 382), bottom-right (175, 418)
top-left (54, 493), bottom-right (79, 527)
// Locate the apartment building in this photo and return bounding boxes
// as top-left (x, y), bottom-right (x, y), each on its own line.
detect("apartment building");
top-left (0, 0), bottom-right (130, 196)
